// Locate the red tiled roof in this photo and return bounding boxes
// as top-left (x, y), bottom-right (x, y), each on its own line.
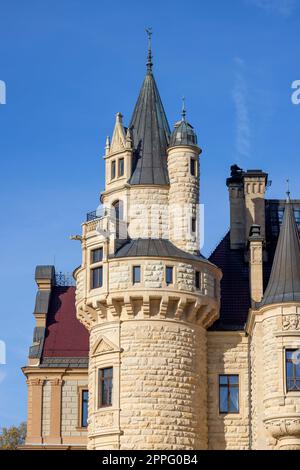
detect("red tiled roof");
top-left (43, 286), bottom-right (89, 358)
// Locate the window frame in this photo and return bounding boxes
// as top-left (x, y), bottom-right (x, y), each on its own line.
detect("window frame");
top-left (195, 270), bottom-right (201, 290)
top-left (190, 157), bottom-right (197, 177)
top-left (166, 266), bottom-right (174, 286)
top-left (118, 158), bottom-right (125, 177)
top-left (285, 349), bottom-right (300, 392)
top-left (77, 386), bottom-right (89, 430)
top-left (91, 266), bottom-right (103, 290)
top-left (98, 367), bottom-right (113, 408)
top-left (111, 160), bottom-right (116, 180)
top-left (91, 247), bottom-right (103, 264)
top-left (219, 374), bottom-right (239, 415)
top-left (133, 265), bottom-right (141, 285)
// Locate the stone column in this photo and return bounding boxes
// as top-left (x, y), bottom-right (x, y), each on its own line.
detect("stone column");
top-left (248, 225), bottom-right (264, 305)
top-left (26, 378), bottom-right (44, 444)
top-left (49, 378), bottom-right (63, 444)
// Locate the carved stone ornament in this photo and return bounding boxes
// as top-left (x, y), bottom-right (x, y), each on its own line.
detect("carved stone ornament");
top-left (282, 315), bottom-right (300, 331)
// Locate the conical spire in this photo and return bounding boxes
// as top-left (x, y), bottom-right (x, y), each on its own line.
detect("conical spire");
top-left (129, 32), bottom-right (170, 185)
top-left (260, 197), bottom-right (300, 306)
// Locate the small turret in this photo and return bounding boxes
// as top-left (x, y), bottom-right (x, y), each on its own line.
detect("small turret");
top-left (168, 101), bottom-right (202, 254)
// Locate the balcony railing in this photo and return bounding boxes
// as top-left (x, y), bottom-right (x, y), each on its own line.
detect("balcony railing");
top-left (86, 207), bottom-right (105, 222)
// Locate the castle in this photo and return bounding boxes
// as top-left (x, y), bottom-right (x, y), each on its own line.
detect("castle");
top-left (22, 45), bottom-right (300, 450)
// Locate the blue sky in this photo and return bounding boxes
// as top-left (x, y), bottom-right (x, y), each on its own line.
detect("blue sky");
top-left (0, 0), bottom-right (300, 427)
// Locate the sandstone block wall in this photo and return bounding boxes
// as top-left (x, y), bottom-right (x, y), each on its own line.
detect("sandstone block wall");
top-left (61, 380), bottom-right (88, 437)
top-left (207, 332), bottom-right (250, 450)
top-left (119, 320), bottom-right (207, 450)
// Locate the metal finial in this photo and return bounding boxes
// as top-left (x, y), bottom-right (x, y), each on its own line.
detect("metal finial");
top-left (286, 178), bottom-right (291, 202)
top-left (146, 27), bottom-right (153, 72)
top-left (181, 96), bottom-right (186, 121)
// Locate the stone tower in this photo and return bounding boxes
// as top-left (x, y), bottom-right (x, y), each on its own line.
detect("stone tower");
top-left (74, 45), bottom-right (221, 450)
top-left (247, 196), bottom-right (300, 449)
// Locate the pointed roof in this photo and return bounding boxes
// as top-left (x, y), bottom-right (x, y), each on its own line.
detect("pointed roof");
top-left (170, 99), bottom-right (198, 148)
top-left (260, 198), bottom-right (300, 306)
top-left (129, 53), bottom-right (170, 185)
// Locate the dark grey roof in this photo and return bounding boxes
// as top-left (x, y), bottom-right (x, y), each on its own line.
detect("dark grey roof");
top-left (40, 357), bottom-right (88, 368)
top-left (110, 238), bottom-right (210, 264)
top-left (260, 199), bottom-right (300, 307)
top-left (29, 327), bottom-right (46, 359)
top-left (129, 70), bottom-right (170, 186)
top-left (34, 290), bottom-right (51, 314)
top-left (170, 118), bottom-right (198, 147)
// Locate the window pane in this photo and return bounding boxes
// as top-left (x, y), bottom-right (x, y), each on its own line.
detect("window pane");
top-left (111, 161), bottom-right (116, 179)
top-left (190, 159), bottom-right (196, 176)
top-left (195, 271), bottom-right (200, 289)
top-left (92, 267), bottom-right (103, 289)
top-left (166, 266), bottom-right (173, 285)
top-left (229, 387), bottom-right (239, 413)
top-left (81, 390), bottom-right (88, 427)
top-left (133, 266), bottom-right (141, 284)
top-left (219, 376), bottom-right (228, 385)
top-left (119, 158), bottom-right (124, 176)
top-left (99, 367), bottom-right (113, 407)
top-left (219, 387), bottom-right (228, 413)
top-left (229, 375), bottom-right (239, 385)
top-left (192, 218), bottom-right (197, 234)
top-left (92, 248), bottom-right (103, 264)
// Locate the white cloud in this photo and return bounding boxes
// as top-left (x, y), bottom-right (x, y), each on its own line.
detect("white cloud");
top-left (247, 0), bottom-right (297, 17)
top-left (233, 58), bottom-right (251, 161)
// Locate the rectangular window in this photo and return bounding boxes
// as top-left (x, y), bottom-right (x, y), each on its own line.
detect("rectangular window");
top-left (111, 161), bottom-right (116, 180)
top-left (286, 350), bottom-right (300, 391)
top-left (166, 266), bottom-right (173, 285)
top-left (192, 217), bottom-right (197, 234)
top-left (190, 158), bottom-right (196, 176)
top-left (98, 367), bottom-right (113, 407)
top-left (91, 247), bottom-right (103, 264)
top-left (133, 266), bottom-right (141, 284)
top-left (81, 390), bottom-right (88, 427)
top-left (195, 271), bottom-right (201, 289)
top-left (118, 158), bottom-right (124, 177)
top-left (91, 266), bottom-right (103, 289)
top-left (219, 375), bottom-right (239, 414)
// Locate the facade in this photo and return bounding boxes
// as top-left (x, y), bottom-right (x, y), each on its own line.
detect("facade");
top-left (22, 50), bottom-right (300, 450)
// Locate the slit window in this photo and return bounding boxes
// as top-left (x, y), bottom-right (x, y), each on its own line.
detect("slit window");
top-left (166, 266), bottom-right (174, 286)
top-left (195, 271), bottom-right (201, 289)
top-left (133, 266), bottom-right (141, 284)
top-left (190, 158), bottom-right (196, 176)
top-left (111, 161), bottom-right (116, 180)
top-left (81, 390), bottom-right (88, 427)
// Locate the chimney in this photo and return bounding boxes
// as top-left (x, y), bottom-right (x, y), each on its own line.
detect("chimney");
top-left (248, 225), bottom-right (264, 305)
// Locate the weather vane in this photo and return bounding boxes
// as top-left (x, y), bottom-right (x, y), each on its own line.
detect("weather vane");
top-left (286, 178), bottom-right (291, 201)
top-left (182, 96), bottom-right (186, 121)
top-left (146, 27), bottom-right (153, 72)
